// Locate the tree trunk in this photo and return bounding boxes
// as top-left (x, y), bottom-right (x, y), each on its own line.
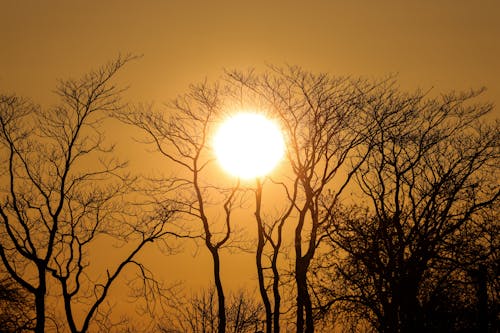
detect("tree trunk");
top-left (296, 258), bottom-right (314, 333)
top-left (271, 255), bottom-right (281, 333)
top-left (385, 300), bottom-right (399, 333)
top-left (34, 266), bottom-right (46, 333)
top-left (304, 285), bottom-right (314, 333)
top-left (472, 265), bottom-right (488, 333)
top-left (211, 249), bottom-right (226, 333)
top-left (61, 282), bottom-right (79, 333)
top-left (384, 277), bottom-right (421, 333)
top-left (255, 180), bottom-right (273, 333)
top-left (256, 243), bottom-right (273, 333)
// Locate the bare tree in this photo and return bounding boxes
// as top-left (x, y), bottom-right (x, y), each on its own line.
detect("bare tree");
top-left (313, 88), bottom-right (499, 332)
top-left (159, 287), bottom-right (263, 333)
top-left (227, 67), bottom-right (380, 333)
top-left (116, 82), bottom-right (242, 333)
top-left (0, 56), bottom-right (180, 332)
top-left (251, 177), bottom-right (297, 333)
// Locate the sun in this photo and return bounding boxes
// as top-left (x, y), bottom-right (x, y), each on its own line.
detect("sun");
top-left (213, 112), bottom-right (285, 179)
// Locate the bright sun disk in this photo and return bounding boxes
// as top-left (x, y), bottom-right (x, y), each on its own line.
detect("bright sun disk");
top-left (214, 112), bottom-right (285, 179)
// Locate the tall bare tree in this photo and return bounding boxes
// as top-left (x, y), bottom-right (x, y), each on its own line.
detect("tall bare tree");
top-left (117, 81), bottom-right (242, 333)
top-left (0, 56), bottom-right (180, 332)
top-left (227, 67), bottom-right (381, 333)
top-left (252, 178), bottom-right (290, 333)
top-left (313, 88), bottom-right (499, 332)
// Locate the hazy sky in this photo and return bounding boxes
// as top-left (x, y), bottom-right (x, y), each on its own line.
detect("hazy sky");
top-left (1, 0), bottom-right (499, 110)
top-left (1, 0), bottom-right (499, 309)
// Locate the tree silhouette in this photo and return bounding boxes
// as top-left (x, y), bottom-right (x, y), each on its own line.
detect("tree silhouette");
top-left (4, 57), bottom-right (498, 333)
top-left (117, 81), bottom-right (243, 333)
top-left (313, 88), bottom-right (499, 332)
top-left (0, 56), bottom-right (180, 332)
top-left (227, 67), bottom-right (383, 333)
top-left (159, 287), bottom-right (263, 333)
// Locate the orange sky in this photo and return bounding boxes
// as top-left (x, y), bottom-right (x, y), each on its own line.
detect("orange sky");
top-left (1, 0), bottom-right (499, 326)
top-left (1, 0), bottom-right (499, 109)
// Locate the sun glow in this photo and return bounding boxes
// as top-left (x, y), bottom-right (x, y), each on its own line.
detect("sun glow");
top-left (213, 112), bottom-right (285, 179)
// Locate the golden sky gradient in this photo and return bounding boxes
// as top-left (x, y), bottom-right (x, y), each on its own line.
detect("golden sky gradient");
top-left (1, 0), bottom-right (499, 109)
top-left (1, 0), bottom-right (499, 325)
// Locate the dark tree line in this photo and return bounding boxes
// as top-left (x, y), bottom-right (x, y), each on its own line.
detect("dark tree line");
top-left (312, 88), bottom-right (499, 332)
top-left (1, 58), bottom-right (498, 333)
